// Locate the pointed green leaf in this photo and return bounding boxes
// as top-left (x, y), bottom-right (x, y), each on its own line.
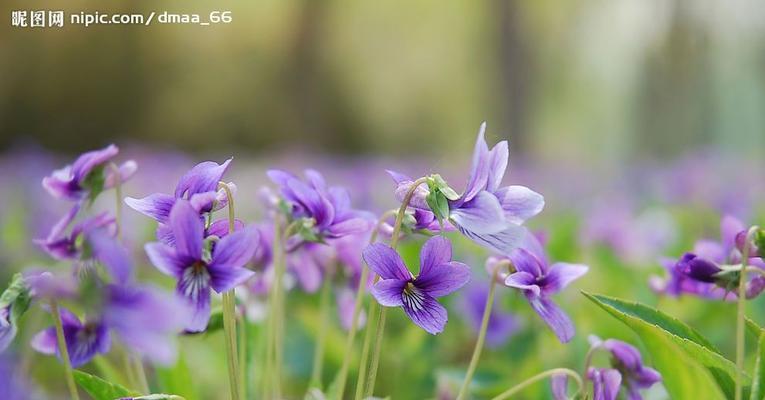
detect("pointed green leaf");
top-left (752, 333), bottom-right (765, 400)
top-left (583, 292), bottom-right (748, 399)
top-left (73, 370), bottom-right (138, 400)
top-left (126, 395), bottom-right (186, 400)
top-left (748, 317), bottom-right (763, 340)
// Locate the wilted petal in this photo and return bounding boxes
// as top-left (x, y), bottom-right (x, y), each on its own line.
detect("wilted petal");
top-left (401, 289), bottom-right (448, 335)
top-left (169, 200), bottom-right (204, 260)
top-left (542, 263), bottom-right (588, 294)
top-left (124, 193), bottom-right (175, 224)
top-left (494, 185), bottom-right (545, 224)
top-left (416, 261), bottom-right (470, 298)
top-left (371, 279), bottom-right (406, 307)
top-left (418, 236), bottom-right (452, 277)
top-left (362, 243), bottom-right (411, 280)
top-left (526, 294), bottom-right (575, 343)
top-left (174, 158), bottom-right (232, 199)
top-left (450, 191), bottom-right (507, 234)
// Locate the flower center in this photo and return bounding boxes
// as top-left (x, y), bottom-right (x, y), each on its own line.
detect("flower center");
top-left (181, 262), bottom-right (211, 301)
top-left (402, 282), bottom-right (426, 311)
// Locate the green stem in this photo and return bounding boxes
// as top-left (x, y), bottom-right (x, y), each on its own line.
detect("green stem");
top-left (490, 368), bottom-right (583, 400)
top-left (456, 270), bottom-right (499, 400)
top-left (110, 163), bottom-right (123, 241)
top-left (238, 312), bottom-right (247, 400)
top-left (353, 300), bottom-right (379, 400)
top-left (262, 218), bottom-right (281, 399)
top-left (362, 177), bottom-right (429, 398)
top-left (310, 276), bottom-right (333, 389)
top-left (335, 210), bottom-right (395, 400)
top-left (51, 301), bottom-right (80, 400)
top-left (133, 356), bottom-right (150, 394)
top-left (735, 226), bottom-right (757, 400)
top-left (122, 351), bottom-right (138, 390)
top-left (218, 182), bottom-right (241, 400)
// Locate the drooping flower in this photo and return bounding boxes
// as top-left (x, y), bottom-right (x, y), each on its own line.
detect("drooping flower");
top-left (363, 236), bottom-right (470, 334)
top-left (125, 158), bottom-right (234, 243)
top-left (145, 200), bottom-right (257, 332)
top-left (31, 284), bottom-right (190, 366)
top-left (267, 169), bottom-right (372, 244)
top-left (459, 282), bottom-right (519, 348)
top-left (42, 144), bottom-right (136, 201)
top-left (34, 206), bottom-right (133, 284)
top-left (500, 232), bottom-right (588, 343)
top-left (589, 335), bottom-right (661, 400)
top-left (388, 123), bottom-right (544, 255)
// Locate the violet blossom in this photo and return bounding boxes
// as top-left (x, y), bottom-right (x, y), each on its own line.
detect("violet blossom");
top-left (589, 335), bottom-right (662, 400)
top-left (499, 232), bottom-right (588, 343)
top-left (389, 123), bottom-right (544, 255)
top-left (145, 200), bottom-right (257, 332)
top-left (363, 236), bottom-right (470, 334)
top-left (42, 144), bottom-right (136, 201)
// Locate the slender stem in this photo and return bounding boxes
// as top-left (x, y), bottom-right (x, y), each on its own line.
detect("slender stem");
top-left (490, 368), bottom-right (583, 400)
top-left (50, 301), bottom-right (80, 400)
top-left (109, 163), bottom-right (123, 241)
top-left (353, 300), bottom-right (379, 400)
top-left (122, 351), bottom-right (138, 390)
top-left (133, 356), bottom-right (150, 394)
top-left (238, 313), bottom-right (247, 400)
top-left (335, 210), bottom-right (395, 400)
top-left (456, 270), bottom-right (499, 400)
top-left (735, 226), bottom-right (757, 400)
top-left (310, 277), bottom-right (333, 389)
top-left (218, 182), bottom-right (241, 400)
top-left (262, 218), bottom-right (281, 399)
top-left (363, 177), bottom-right (429, 398)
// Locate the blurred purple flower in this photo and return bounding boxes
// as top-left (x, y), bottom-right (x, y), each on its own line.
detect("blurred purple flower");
top-left (42, 144), bottom-right (136, 201)
top-left (145, 200), bottom-right (257, 332)
top-left (0, 355), bottom-right (37, 400)
top-left (267, 169), bottom-right (372, 243)
top-left (587, 368), bottom-right (623, 400)
top-left (363, 236), bottom-right (470, 334)
top-left (501, 232), bottom-right (588, 343)
top-left (589, 335), bottom-right (661, 400)
top-left (32, 284), bottom-right (189, 366)
top-left (459, 282), bottom-right (519, 348)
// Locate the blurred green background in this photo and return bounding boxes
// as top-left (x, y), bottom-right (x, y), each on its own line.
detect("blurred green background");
top-left (2, 0), bottom-right (764, 164)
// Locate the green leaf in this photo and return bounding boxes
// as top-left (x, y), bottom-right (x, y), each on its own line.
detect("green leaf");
top-left (747, 317), bottom-right (763, 340)
top-left (0, 273), bottom-right (31, 349)
top-left (73, 370), bottom-right (138, 400)
top-left (752, 333), bottom-right (765, 400)
top-left (583, 292), bottom-right (748, 399)
top-left (127, 395), bottom-right (186, 400)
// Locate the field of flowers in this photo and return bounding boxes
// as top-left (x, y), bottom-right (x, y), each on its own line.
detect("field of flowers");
top-left (1, 123), bottom-right (764, 400)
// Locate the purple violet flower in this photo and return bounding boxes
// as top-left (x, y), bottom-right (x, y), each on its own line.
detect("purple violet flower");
top-left (145, 200), bottom-right (257, 332)
top-left (267, 169), bottom-right (372, 243)
top-left (500, 232), bottom-right (588, 343)
top-left (31, 284), bottom-right (190, 366)
top-left (363, 236), bottom-right (470, 334)
top-left (125, 158), bottom-right (234, 243)
top-left (389, 123), bottom-right (544, 255)
top-left (42, 144), bottom-right (136, 201)
top-left (589, 335), bottom-right (661, 400)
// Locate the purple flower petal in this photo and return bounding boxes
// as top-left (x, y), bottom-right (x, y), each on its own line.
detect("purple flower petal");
top-left (326, 218), bottom-right (369, 237)
top-left (526, 294), bottom-right (575, 343)
top-left (457, 223), bottom-right (526, 255)
top-left (541, 263), bottom-right (588, 294)
top-left (389, 171), bottom-right (430, 210)
top-left (419, 236), bottom-right (453, 276)
top-left (508, 248), bottom-right (545, 277)
top-left (30, 327), bottom-right (58, 355)
top-left (450, 191), bottom-right (508, 234)
top-left (208, 228), bottom-right (259, 292)
top-left (169, 200), bottom-right (204, 260)
top-left (176, 268), bottom-right (212, 332)
top-left (401, 289), bottom-right (448, 335)
top-left (104, 160), bottom-right (137, 189)
top-left (124, 193), bottom-right (175, 224)
top-left (145, 243), bottom-right (187, 277)
top-left (504, 271), bottom-right (541, 296)
top-left (721, 215), bottom-right (745, 254)
top-left (70, 144), bottom-right (119, 183)
top-left (551, 373), bottom-right (569, 400)
top-left (416, 261), bottom-right (471, 298)
top-left (371, 279), bottom-right (407, 307)
top-left (588, 368), bottom-right (622, 400)
top-left (206, 219), bottom-right (245, 238)
top-left (693, 240), bottom-right (725, 263)
top-left (461, 122), bottom-right (490, 203)
top-left (494, 185), bottom-right (545, 224)
top-left (362, 243), bottom-right (411, 281)
top-left (88, 229), bottom-right (133, 284)
top-left (287, 178), bottom-right (335, 228)
top-left (486, 141), bottom-right (508, 192)
top-left (174, 158), bottom-right (232, 199)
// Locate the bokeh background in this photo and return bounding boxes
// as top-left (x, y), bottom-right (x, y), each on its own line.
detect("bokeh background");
top-left (2, 1), bottom-right (765, 399)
